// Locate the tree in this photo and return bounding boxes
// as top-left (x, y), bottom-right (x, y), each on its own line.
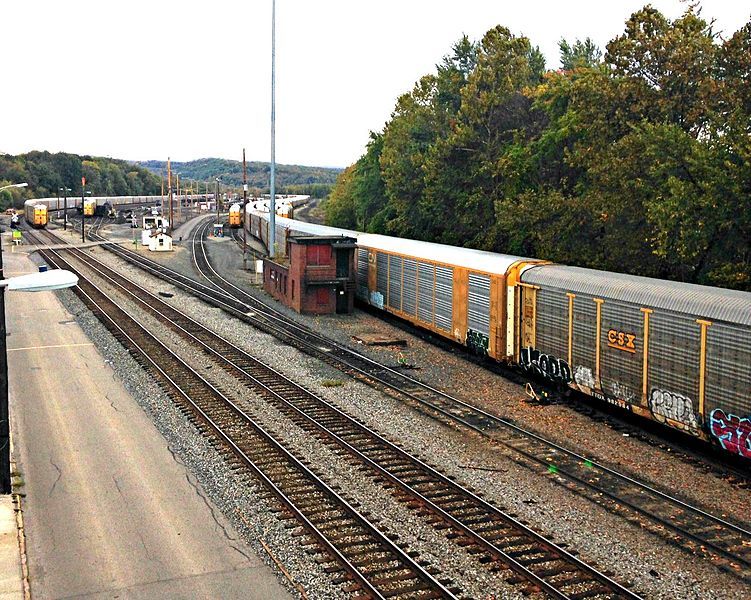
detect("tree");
top-left (559, 38), bottom-right (601, 70)
top-left (605, 6), bottom-right (716, 134)
top-left (324, 166), bottom-right (357, 228)
top-left (425, 26), bottom-right (542, 249)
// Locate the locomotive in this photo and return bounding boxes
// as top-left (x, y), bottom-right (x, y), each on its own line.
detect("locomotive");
top-left (228, 204), bottom-right (242, 228)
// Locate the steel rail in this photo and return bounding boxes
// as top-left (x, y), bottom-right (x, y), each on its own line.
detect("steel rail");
top-left (35, 224), bottom-right (751, 578)
top-left (39, 244), bottom-right (456, 600)
top-left (49, 239), bottom-right (642, 600)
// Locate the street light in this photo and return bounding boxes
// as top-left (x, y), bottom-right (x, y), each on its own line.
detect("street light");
top-left (175, 173), bottom-right (181, 224)
top-left (0, 183), bottom-right (78, 493)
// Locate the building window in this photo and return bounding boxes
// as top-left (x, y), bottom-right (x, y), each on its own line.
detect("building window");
top-left (308, 245), bottom-right (332, 266)
top-left (292, 280), bottom-right (295, 300)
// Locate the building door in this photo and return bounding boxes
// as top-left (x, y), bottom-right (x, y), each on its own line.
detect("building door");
top-left (336, 249), bottom-right (349, 278)
top-left (336, 287), bottom-right (348, 314)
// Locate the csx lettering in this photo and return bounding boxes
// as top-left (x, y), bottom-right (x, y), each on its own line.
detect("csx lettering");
top-left (607, 329), bottom-right (636, 353)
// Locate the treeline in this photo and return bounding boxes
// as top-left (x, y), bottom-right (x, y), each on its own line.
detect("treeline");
top-left (0, 151), bottom-right (161, 209)
top-left (324, 7), bottom-right (751, 290)
top-left (139, 158), bottom-right (341, 192)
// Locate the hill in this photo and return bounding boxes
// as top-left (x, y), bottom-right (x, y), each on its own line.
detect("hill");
top-left (138, 158), bottom-right (341, 192)
top-left (0, 151), bottom-right (161, 209)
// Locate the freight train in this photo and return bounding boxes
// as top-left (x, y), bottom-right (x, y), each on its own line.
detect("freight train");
top-left (23, 195), bottom-right (207, 228)
top-left (248, 208), bottom-right (751, 460)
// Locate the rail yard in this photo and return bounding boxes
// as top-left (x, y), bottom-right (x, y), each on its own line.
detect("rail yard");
top-left (5, 204), bottom-right (750, 599)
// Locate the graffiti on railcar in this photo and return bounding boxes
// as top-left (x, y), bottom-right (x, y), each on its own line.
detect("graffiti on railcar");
top-left (369, 291), bottom-right (384, 310)
top-left (466, 329), bottom-right (489, 357)
top-left (520, 347), bottom-right (572, 385)
top-left (649, 388), bottom-right (699, 433)
top-left (610, 381), bottom-right (637, 404)
top-left (709, 409), bottom-right (751, 459)
top-left (573, 365), bottom-right (596, 389)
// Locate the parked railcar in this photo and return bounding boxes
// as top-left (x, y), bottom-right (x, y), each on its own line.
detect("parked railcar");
top-left (25, 203), bottom-right (48, 228)
top-left (354, 233), bottom-right (544, 360)
top-left (228, 204), bottom-right (242, 228)
top-left (248, 209), bottom-right (751, 460)
top-left (515, 265), bottom-right (751, 456)
top-left (23, 194), bottom-right (206, 228)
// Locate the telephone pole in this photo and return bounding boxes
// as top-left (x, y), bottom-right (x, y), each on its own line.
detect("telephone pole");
top-left (243, 148), bottom-right (248, 269)
top-left (167, 158), bottom-right (173, 235)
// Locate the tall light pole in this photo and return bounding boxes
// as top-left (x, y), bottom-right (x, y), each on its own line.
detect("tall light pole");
top-left (0, 183), bottom-right (27, 493)
top-left (269, 0), bottom-right (276, 257)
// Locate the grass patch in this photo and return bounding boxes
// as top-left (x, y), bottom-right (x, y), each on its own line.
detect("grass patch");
top-left (321, 379), bottom-right (344, 388)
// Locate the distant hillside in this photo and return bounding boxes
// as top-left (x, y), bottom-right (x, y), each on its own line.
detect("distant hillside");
top-left (0, 151), bottom-right (161, 209)
top-left (138, 158), bottom-right (342, 192)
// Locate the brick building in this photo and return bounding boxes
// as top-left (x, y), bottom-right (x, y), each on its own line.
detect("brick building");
top-left (263, 235), bottom-right (357, 314)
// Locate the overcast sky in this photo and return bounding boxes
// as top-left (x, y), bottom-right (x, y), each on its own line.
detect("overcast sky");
top-left (3, 1), bottom-right (748, 168)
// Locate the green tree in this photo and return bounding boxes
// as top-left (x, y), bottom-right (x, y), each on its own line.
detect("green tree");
top-left (324, 165), bottom-right (357, 228)
top-left (559, 38), bottom-right (601, 70)
top-left (424, 26), bottom-right (542, 249)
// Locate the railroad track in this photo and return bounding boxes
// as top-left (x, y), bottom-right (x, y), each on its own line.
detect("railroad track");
top-left (35, 223), bottom-right (751, 581)
top-left (189, 221), bottom-right (751, 580)
top-left (31, 238), bottom-right (458, 600)
top-left (31, 230), bottom-right (641, 599)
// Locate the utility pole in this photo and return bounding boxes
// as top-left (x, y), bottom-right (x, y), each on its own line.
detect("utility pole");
top-left (167, 158), bottom-right (173, 235)
top-left (176, 173), bottom-right (181, 224)
top-left (269, 0), bottom-right (276, 257)
top-left (81, 177), bottom-right (86, 243)
top-left (215, 178), bottom-right (220, 229)
top-left (161, 172), bottom-right (165, 218)
top-left (243, 148), bottom-right (248, 270)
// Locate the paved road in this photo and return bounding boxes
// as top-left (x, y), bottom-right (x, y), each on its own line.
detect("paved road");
top-left (6, 249), bottom-right (291, 599)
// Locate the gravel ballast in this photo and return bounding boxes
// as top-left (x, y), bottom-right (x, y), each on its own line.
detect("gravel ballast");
top-left (43, 223), bottom-right (751, 598)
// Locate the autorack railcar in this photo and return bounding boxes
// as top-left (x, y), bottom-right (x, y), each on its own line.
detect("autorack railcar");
top-left (248, 209), bottom-right (751, 460)
top-left (515, 265), bottom-right (751, 457)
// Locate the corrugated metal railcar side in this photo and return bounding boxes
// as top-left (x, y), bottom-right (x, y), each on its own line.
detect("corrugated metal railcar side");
top-left (519, 264), bottom-right (751, 457)
top-left (357, 234), bottom-right (538, 361)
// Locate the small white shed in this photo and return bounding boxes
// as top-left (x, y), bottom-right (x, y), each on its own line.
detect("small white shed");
top-left (148, 230), bottom-right (173, 252)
